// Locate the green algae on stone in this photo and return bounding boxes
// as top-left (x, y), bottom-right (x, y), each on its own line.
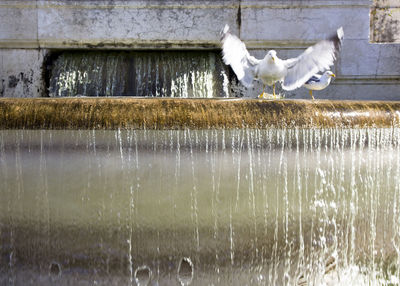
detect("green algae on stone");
top-left (1, 98), bottom-right (400, 130)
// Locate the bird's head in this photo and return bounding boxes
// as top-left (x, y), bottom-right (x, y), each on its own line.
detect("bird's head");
top-left (265, 50), bottom-right (277, 63)
top-left (325, 71), bottom-right (336, 78)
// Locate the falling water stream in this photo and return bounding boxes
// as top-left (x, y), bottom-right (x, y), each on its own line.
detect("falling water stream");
top-left (1, 128), bottom-right (400, 285)
top-left (49, 51), bottom-right (231, 98)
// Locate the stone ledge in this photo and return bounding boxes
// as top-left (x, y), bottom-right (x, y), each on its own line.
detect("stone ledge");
top-left (0, 0), bottom-right (370, 9)
top-left (0, 39), bottom-right (221, 50)
top-left (1, 98), bottom-right (400, 129)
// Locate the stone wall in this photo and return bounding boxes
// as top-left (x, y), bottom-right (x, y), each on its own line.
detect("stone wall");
top-left (0, 0), bottom-right (399, 99)
top-left (371, 0), bottom-right (400, 43)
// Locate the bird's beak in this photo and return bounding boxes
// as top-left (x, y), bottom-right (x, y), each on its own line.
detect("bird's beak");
top-left (330, 73), bottom-right (336, 77)
top-left (272, 56), bottom-right (275, 62)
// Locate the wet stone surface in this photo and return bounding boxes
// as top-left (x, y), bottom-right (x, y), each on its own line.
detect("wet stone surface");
top-left (1, 98), bottom-right (400, 130)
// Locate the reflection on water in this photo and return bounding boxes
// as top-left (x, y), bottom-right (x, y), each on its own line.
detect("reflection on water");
top-left (0, 128), bottom-right (400, 285)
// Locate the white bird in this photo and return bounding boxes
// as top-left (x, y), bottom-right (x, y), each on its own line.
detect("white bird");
top-left (220, 25), bottom-right (344, 98)
top-left (303, 71), bottom-right (336, 100)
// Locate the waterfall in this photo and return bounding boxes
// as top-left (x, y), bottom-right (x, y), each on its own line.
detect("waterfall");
top-left (49, 51), bottom-right (232, 98)
top-left (1, 128), bottom-right (400, 285)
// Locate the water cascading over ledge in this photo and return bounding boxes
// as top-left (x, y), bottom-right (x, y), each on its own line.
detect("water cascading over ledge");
top-left (2, 98), bottom-right (400, 285)
top-left (48, 51), bottom-right (230, 98)
top-left (1, 98), bottom-right (400, 129)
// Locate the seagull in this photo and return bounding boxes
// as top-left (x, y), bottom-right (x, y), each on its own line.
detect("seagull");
top-left (220, 25), bottom-right (343, 98)
top-left (303, 71), bottom-right (336, 100)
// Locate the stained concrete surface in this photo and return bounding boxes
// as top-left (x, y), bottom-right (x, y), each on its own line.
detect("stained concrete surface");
top-left (371, 0), bottom-right (400, 43)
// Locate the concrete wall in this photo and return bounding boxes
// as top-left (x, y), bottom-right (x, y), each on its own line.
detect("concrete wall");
top-left (0, 0), bottom-right (399, 99)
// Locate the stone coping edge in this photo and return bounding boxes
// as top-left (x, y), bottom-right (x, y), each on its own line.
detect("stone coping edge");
top-left (1, 98), bottom-right (400, 130)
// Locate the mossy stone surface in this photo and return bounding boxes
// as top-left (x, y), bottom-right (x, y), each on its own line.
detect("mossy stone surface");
top-left (1, 98), bottom-right (400, 130)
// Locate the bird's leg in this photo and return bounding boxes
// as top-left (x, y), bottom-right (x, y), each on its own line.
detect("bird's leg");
top-left (309, 90), bottom-right (315, 100)
top-left (273, 83), bottom-right (276, 99)
top-left (258, 85), bottom-right (265, 98)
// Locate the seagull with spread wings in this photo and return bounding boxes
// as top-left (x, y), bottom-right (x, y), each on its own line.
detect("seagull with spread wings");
top-left (220, 25), bottom-right (343, 99)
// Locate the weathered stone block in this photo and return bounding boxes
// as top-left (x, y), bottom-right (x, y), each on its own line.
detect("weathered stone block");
top-left (316, 82), bottom-right (400, 101)
top-left (0, 49), bottom-right (46, 97)
top-left (370, 3), bottom-right (400, 43)
top-left (0, 1), bottom-right (38, 47)
top-left (339, 39), bottom-right (400, 76)
top-left (241, 0), bottom-right (370, 44)
top-left (37, 0), bottom-right (239, 48)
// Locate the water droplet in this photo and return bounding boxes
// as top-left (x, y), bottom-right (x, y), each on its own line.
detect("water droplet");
top-left (49, 262), bottom-right (61, 276)
top-left (177, 257), bottom-right (193, 285)
top-left (134, 265), bottom-right (151, 286)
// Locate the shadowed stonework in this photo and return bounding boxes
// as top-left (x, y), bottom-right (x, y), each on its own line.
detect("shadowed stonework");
top-left (1, 98), bottom-right (400, 129)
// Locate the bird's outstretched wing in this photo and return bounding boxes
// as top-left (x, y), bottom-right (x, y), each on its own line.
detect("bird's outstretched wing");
top-left (221, 25), bottom-right (261, 87)
top-left (282, 27), bottom-right (343, 91)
